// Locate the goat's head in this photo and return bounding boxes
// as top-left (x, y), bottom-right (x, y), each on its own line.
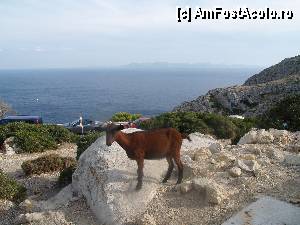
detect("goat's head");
top-left (105, 122), bottom-right (124, 146)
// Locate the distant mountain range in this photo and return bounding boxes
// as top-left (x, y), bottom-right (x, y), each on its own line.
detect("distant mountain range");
top-left (173, 55), bottom-right (300, 116)
top-left (121, 62), bottom-right (261, 70)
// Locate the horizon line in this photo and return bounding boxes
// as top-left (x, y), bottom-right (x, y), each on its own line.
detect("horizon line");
top-left (0, 62), bottom-right (265, 71)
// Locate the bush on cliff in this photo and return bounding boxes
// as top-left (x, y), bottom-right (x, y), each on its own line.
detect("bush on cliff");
top-left (139, 112), bottom-right (257, 143)
top-left (259, 95), bottom-right (300, 131)
top-left (111, 112), bottom-right (141, 122)
top-left (76, 131), bottom-right (103, 160)
top-left (0, 122), bottom-right (76, 153)
top-left (21, 154), bottom-right (77, 176)
top-left (0, 170), bottom-right (26, 202)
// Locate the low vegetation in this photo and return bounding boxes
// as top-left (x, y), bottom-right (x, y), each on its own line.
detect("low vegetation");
top-left (21, 154), bottom-right (76, 176)
top-left (111, 112), bottom-right (141, 122)
top-left (0, 170), bottom-right (26, 202)
top-left (76, 131), bottom-right (103, 160)
top-left (260, 95), bottom-right (300, 132)
top-left (139, 95), bottom-right (300, 143)
top-left (139, 112), bottom-right (258, 144)
top-left (0, 122), bottom-right (76, 153)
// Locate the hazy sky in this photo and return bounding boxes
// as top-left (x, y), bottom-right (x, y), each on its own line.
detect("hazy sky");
top-left (0, 0), bottom-right (299, 69)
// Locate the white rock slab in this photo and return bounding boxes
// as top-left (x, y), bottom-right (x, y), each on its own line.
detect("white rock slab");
top-left (72, 133), bottom-right (168, 225)
top-left (181, 132), bottom-right (218, 152)
top-left (222, 196), bottom-right (300, 225)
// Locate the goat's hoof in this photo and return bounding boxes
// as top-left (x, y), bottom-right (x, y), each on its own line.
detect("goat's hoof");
top-left (135, 184), bottom-right (142, 191)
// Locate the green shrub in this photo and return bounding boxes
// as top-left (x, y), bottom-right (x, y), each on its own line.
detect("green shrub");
top-left (58, 164), bottom-right (77, 187)
top-left (259, 95), bottom-right (300, 131)
top-left (111, 112), bottom-right (141, 122)
top-left (76, 131), bottom-right (103, 160)
top-left (21, 154), bottom-right (77, 176)
top-left (15, 129), bottom-right (57, 153)
top-left (139, 112), bottom-right (258, 142)
top-left (44, 125), bottom-right (76, 143)
top-left (230, 117), bottom-right (259, 144)
top-left (0, 122), bottom-right (75, 153)
top-left (0, 170), bottom-right (26, 202)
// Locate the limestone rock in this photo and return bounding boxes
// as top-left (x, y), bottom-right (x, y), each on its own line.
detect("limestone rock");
top-left (15, 212), bottom-right (44, 224)
top-left (284, 144), bottom-right (300, 153)
top-left (173, 56), bottom-right (300, 117)
top-left (138, 213), bottom-right (157, 225)
top-left (213, 152), bottom-right (235, 163)
top-left (181, 133), bottom-right (218, 153)
top-left (37, 185), bottom-right (75, 211)
top-left (284, 154), bottom-right (300, 166)
top-left (19, 199), bottom-right (33, 212)
top-left (265, 147), bottom-right (284, 161)
top-left (72, 132), bottom-right (168, 225)
top-left (241, 145), bottom-right (262, 156)
top-left (193, 148), bottom-right (212, 161)
top-left (239, 154), bottom-right (256, 161)
top-left (269, 129), bottom-right (292, 145)
top-left (192, 178), bottom-right (227, 204)
top-left (178, 181), bottom-right (193, 194)
top-left (14, 211), bottom-right (69, 225)
top-left (228, 167), bottom-right (242, 177)
top-left (209, 142), bottom-right (223, 154)
top-left (0, 200), bottom-right (15, 211)
top-left (236, 159), bottom-right (260, 173)
top-left (181, 154), bottom-right (193, 164)
top-left (238, 129), bottom-right (274, 145)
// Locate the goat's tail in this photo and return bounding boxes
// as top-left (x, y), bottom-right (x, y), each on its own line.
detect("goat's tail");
top-left (181, 133), bottom-right (191, 142)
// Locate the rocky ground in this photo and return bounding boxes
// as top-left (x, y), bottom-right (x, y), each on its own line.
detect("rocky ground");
top-left (135, 128), bottom-right (300, 225)
top-left (0, 143), bottom-right (98, 225)
top-left (0, 129), bottom-right (300, 225)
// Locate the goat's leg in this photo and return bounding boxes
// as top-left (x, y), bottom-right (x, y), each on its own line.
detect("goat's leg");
top-left (173, 155), bottom-right (183, 184)
top-left (136, 158), bottom-right (144, 190)
top-left (162, 156), bottom-right (174, 183)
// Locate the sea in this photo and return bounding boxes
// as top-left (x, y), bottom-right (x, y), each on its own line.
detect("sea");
top-left (0, 67), bottom-right (260, 124)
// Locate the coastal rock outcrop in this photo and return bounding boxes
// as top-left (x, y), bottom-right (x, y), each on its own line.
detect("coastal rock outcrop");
top-left (173, 55), bottom-right (300, 116)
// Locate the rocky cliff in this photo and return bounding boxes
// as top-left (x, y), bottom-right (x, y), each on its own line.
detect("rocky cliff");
top-left (173, 55), bottom-right (300, 116)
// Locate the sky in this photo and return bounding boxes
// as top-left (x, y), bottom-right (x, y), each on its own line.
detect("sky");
top-left (0, 0), bottom-right (299, 69)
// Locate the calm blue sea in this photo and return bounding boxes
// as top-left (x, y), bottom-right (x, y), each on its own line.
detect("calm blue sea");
top-left (0, 67), bottom-right (259, 123)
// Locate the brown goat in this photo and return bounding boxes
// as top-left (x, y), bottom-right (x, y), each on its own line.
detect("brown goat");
top-left (105, 123), bottom-right (191, 190)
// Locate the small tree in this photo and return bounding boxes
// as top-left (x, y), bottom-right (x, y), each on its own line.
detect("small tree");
top-left (111, 112), bottom-right (141, 122)
top-left (0, 99), bottom-right (14, 119)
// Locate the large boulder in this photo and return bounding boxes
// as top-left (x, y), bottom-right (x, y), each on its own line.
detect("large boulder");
top-left (72, 131), bottom-right (168, 225)
top-left (238, 129), bottom-right (274, 145)
top-left (192, 178), bottom-right (228, 204)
